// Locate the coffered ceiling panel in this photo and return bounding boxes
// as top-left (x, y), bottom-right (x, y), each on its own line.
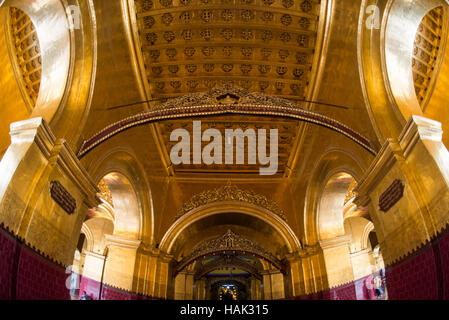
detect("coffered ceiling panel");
top-left (133, 0), bottom-right (320, 99)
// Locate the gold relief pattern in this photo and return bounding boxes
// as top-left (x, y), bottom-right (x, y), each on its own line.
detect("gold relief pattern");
top-left (134, 0), bottom-right (320, 99)
top-left (98, 179), bottom-right (114, 207)
top-left (8, 8), bottom-right (42, 108)
top-left (175, 182), bottom-right (287, 221)
top-left (413, 7), bottom-right (445, 106)
top-left (176, 229), bottom-right (284, 273)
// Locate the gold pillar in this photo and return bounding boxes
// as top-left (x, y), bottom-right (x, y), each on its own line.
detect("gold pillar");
top-left (134, 246), bottom-right (174, 299)
top-left (350, 249), bottom-right (375, 280)
top-left (261, 270), bottom-right (285, 300)
top-left (0, 117), bottom-right (98, 265)
top-left (174, 271), bottom-right (195, 300)
top-left (82, 250), bottom-right (106, 283)
top-left (319, 235), bottom-right (354, 288)
top-left (194, 279), bottom-right (207, 300)
top-left (103, 235), bottom-right (141, 291)
top-left (355, 116), bottom-right (449, 266)
top-left (250, 278), bottom-right (262, 300)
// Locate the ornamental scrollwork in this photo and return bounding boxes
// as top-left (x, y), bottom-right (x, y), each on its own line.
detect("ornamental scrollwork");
top-left (175, 181), bottom-right (287, 221)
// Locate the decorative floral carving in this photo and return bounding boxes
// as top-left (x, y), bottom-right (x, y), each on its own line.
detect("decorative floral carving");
top-left (261, 48), bottom-right (272, 59)
top-left (179, 30), bottom-right (191, 41)
top-left (164, 31), bottom-right (175, 43)
top-left (142, 0), bottom-right (153, 11)
top-left (168, 65), bottom-right (179, 74)
top-left (176, 229), bottom-right (284, 273)
top-left (299, 17), bottom-right (311, 29)
top-left (179, 11), bottom-right (191, 23)
top-left (150, 50), bottom-right (160, 61)
top-left (300, 0), bottom-right (313, 12)
top-left (258, 65), bottom-right (271, 74)
top-left (221, 9), bottom-right (233, 21)
top-left (143, 16), bottom-right (155, 28)
top-left (276, 66), bottom-right (288, 76)
top-left (262, 30), bottom-right (273, 42)
top-left (262, 11), bottom-right (274, 22)
top-left (241, 29), bottom-right (254, 40)
top-left (279, 49), bottom-right (290, 60)
top-left (282, 0), bottom-right (294, 8)
top-left (176, 182), bottom-right (287, 221)
top-left (293, 68), bottom-right (304, 79)
top-left (146, 32), bottom-right (158, 45)
top-left (98, 179), bottom-right (114, 207)
top-left (201, 29), bottom-right (213, 41)
top-left (297, 34), bottom-right (309, 47)
top-left (201, 9), bottom-right (213, 23)
top-left (184, 47), bottom-right (196, 57)
top-left (166, 48), bottom-right (178, 59)
top-left (240, 64), bottom-right (252, 75)
top-left (159, 0), bottom-right (173, 7)
top-left (161, 13), bottom-right (173, 26)
top-left (223, 46), bottom-right (233, 56)
top-left (241, 47), bottom-right (253, 58)
top-left (296, 52), bottom-right (307, 64)
top-left (241, 10), bottom-right (255, 22)
top-left (280, 32), bottom-right (292, 43)
top-left (281, 14), bottom-right (292, 26)
top-left (202, 47), bottom-right (216, 57)
top-left (204, 63), bottom-right (215, 72)
top-left (222, 64), bottom-right (234, 72)
top-left (185, 64), bottom-right (197, 73)
top-left (221, 28), bottom-right (233, 41)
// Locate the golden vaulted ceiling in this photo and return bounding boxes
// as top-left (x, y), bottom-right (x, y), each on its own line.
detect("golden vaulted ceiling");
top-left (128, 0), bottom-right (326, 176)
top-left (134, 0), bottom-right (319, 99)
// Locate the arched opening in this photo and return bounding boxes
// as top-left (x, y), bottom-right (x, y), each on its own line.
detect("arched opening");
top-left (161, 206), bottom-right (300, 300)
top-left (0, 1), bottom-right (71, 141)
top-left (315, 168), bottom-right (387, 299)
top-left (70, 171), bottom-right (142, 300)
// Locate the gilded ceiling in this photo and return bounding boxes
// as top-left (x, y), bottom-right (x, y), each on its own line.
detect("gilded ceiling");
top-left (133, 0), bottom-right (320, 99)
top-left (413, 6), bottom-right (445, 107)
top-left (7, 7), bottom-right (41, 109)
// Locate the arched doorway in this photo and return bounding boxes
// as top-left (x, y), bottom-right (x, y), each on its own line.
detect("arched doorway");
top-left (160, 191), bottom-right (302, 300)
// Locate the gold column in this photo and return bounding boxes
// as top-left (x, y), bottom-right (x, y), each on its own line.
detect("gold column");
top-left (174, 271), bottom-right (195, 300)
top-left (103, 235), bottom-right (141, 292)
top-left (134, 247), bottom-right (174, 299)
top-left (350, 249), bottom-right (375, 280)
top-left (82, 251), bottom-right (107, 283)
top-left (0, 117), bottom-right (98, 265)
top-left (261, 270), bottom-right (285, 300)
top-left (355, 116), bottom-right (449, 266)
top-left (319, 235), bottom-right (354, 288)
top-left (194, 279), bottom-right (207, 300)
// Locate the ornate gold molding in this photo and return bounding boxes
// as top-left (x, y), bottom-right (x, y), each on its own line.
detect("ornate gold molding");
top-left (176, 229), bottom-right (284, 273)
top-left (175, 181), bottom-right (287, 221)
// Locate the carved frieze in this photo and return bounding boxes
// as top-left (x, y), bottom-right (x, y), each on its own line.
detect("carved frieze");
top-left (177, 229), bottom-right (284, 273)
top-left (175, 182), bottom-right (287, 221)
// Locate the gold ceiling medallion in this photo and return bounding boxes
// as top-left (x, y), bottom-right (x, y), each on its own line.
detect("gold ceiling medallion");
top-left (175, 229), bottom-right (284, 274)
top-left (175, 182), bottom-right (287, 221)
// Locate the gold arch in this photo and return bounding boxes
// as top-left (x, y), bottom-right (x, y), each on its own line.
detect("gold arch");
top-left (159, 201), bottom-right (302, 255)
